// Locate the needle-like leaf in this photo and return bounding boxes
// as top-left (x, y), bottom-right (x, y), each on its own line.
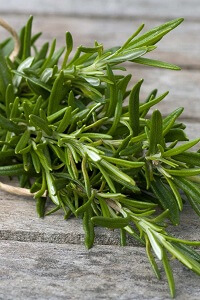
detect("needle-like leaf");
top-left (129, 79), bottom-right (143, 137)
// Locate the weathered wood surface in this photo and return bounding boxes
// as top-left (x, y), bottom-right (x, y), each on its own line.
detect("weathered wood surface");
top-left (0, 241), bottom-right (200, 300)
top-left (1, 0), bottom-right (200, 20)
top-left (0, 186), bottom-right (199, 245)
top-left (0, 1), bottom-right (200, 299)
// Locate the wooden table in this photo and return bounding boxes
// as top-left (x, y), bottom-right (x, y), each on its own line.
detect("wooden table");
top-left (0, 1), bottom-right (199, 299)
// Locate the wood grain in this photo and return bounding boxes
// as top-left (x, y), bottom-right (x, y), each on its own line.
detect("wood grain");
top-left (0, 187), bottom-right (199, 246)
top-left (1, 0), bottom-right (200, 21)
top-left (1, 240), bottom-right (200, 300)
top-left (126, 66), bottom-right (200, 119)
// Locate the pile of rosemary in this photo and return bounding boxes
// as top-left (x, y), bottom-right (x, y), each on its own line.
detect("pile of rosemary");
top-left (0, 16), bottom-right (199, 297)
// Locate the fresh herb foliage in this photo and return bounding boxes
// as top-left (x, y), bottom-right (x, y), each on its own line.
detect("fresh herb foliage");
top-left (0, 17), bottom-right (199, 298)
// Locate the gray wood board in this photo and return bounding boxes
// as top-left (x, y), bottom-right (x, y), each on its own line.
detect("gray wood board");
top-left (0, 15), bottom-right (200, 69)
top-left (0, 175), bottom-right (199, 246)
top-left (125, 67), bottom-right (200, 120)
top-left (0, 240), bottom-right (200, 300)
top-left (1, 0), bottom-right (200, 21)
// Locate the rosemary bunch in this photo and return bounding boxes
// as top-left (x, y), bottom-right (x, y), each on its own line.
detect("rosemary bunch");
top-left (0, 16), bottom-right (199, 298)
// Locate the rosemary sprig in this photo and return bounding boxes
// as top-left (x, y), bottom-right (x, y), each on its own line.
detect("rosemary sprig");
top-left (0, 16), bottom-right (199, 298)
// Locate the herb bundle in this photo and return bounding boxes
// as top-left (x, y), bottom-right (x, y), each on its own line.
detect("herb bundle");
top-left (0, 16), bottom-right (200, 298)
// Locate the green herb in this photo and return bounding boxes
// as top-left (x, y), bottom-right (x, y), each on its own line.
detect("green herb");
top-left (0, 16), bottom-right (199, 298)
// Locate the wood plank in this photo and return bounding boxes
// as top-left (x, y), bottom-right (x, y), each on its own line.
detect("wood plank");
top-left (125, 66), bottom-right (200, 119)
top-left (0, 0), bottom-right (200, 21)
top-left (183, 121), bottom-right (200, 144)
top-left (0, 185), bottom-right (199, 245)
top-left (0, 15), bottom-right (200, 69)
top-left (0, 241), bottom-right (200, 300)
top-left (0, 189), bottom-right (199, 245)
top-left (0, 187), bottom-right (123, 246)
